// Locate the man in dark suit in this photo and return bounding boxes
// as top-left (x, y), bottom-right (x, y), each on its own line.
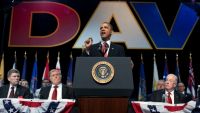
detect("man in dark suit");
top-left (82, 22), bottom-right (125, 57)
top-left (39, 69), bottom-right (74, 99)
top-left (178, 82), bottom-right (193, 103)
top-left (0, 69), bottom-right (32, 99)
top-left (147, 74), bottom-right (186, 104)
top-left (39, 69), bottom-right (79, 113)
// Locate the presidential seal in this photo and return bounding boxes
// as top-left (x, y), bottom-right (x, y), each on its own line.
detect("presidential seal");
top-left (92, 61), bottom-right (114, 84)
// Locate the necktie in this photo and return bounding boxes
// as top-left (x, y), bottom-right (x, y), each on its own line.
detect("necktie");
top-left (101, 42), bottom-right (108, 57)
top-left (52, 85), bottom-right (58, 100)
top-left (9, 86), bottom-right (15, 98)
top-left (167, 92), bottom-right (172, 104)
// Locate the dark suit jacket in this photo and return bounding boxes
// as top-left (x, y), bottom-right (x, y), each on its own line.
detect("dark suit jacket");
top-left (39, 84), bottom-right (74, 99)
top-left (0, 84), bottom-right (32, 99)
top-left (147, 89), bottom-right (186, 104)
top-left (184, 92), bottom-right (193, 103)
top-left (82, 42), bottom-right (125, 57)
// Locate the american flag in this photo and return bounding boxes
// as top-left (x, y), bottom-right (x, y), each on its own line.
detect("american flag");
top-left (186, 53), bottom-right (196, 99)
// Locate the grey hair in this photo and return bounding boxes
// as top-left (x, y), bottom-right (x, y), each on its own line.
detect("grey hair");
top-left (7, 69), bottom-right (20, 78)
top-left (49, 69), bottom-right (62, 77)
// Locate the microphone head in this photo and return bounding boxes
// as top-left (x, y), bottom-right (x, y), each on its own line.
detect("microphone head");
top-left (162, 94), bottom-right (166, 102)
top-left (98, 44), bottom-right (102, 50)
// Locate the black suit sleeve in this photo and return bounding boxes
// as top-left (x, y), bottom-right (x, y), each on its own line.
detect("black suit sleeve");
top-left (62, 85), bottom-right (75, 99)
top-left (16, 85), bottom-right (33, 99)
top-left (117, 45), bottom-right (125, 57)
top-left (39, 86), bottom-right (51, 99)
top-left (23, 88), bottom-right (33, 99)
top-left (81, 49), bottom-right (90, 56)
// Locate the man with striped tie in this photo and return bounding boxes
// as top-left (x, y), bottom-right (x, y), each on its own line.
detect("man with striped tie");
top-left (0, 69), bottom-right (32, 99)
top-left (82, 22), bottom-right (125, 57)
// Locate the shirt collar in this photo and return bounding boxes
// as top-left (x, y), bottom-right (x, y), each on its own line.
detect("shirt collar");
top-left (165, 90), bottom-right (174, 95)
top-left (52, 83), bottom-right (62, 88)
top-left (9, 84), bottom-right (16, 88)
top-left (101, 40), bottom-right (111, 47)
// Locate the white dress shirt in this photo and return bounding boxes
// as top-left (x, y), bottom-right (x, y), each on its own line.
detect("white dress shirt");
top-left (165, 90), bottom-right (175, 104)
top-left (7, 84), bottom-right (16, 98)
top-left (101, 40), bottom-right (111, 55)
top-left (48, 83), bottom-right (62, 100)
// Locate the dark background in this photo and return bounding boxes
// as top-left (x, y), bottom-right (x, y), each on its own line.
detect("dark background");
top-left (0, 0), bottom-right (200, 100)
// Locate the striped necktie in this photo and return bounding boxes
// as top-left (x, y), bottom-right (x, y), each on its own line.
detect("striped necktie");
top-left (9, 86), bottom-right (15, 98)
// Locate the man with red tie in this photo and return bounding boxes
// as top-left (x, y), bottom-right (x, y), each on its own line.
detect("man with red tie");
top-left (82, 22), bottom-right (125, 57)
top-left (0, 69), bottom-right (32, 99)
top-left (39, 69), bottom-right (80, 113)
top-left (147, 74), bottom-right (186, 104)
top-left (39, 69), bottom-right (74, 100)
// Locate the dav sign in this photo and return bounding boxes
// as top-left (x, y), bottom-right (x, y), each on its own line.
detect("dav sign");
top-left (8, 1), bottom-right (199, 50)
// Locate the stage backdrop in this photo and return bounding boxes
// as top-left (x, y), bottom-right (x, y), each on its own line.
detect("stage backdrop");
top-left (0, 0), bottom-right (200, 99)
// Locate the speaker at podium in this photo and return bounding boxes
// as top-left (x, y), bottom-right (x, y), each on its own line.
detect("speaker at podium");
top-left (73, 57), bottom-right (134, 113)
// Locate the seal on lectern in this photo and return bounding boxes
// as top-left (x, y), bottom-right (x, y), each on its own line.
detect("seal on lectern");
top-left (91, 61), bottom-right (114, 84)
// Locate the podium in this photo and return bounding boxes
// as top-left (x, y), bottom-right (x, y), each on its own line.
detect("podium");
top-left (73, 57), bottom-right (134, 113)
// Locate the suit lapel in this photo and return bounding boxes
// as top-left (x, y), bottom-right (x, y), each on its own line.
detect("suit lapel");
top-left (174, 91), bottom-right (179, 104)
top-left (108, 43), bottom-right (115, 57)
top-left (62, 84), bottom-right (67, 98)
top-left (160, 90), bottom-right (165, 102)
top-left (46, 86), bottom-right (51, 98)
top-left (14, 85), bottom-right (20, 98)
top-left (97, 43), bottom-right (103, 56)
top-left (4, 85), bottom-right (10, 98)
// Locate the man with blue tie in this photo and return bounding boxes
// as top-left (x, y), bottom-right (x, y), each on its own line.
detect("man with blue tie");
top-left (82, 22), bottom-right (125, 57)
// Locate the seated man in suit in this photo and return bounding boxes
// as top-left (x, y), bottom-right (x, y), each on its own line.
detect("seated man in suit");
top-left (0, 69), bottom-right (32, 99)
top-left (39, 69), bottom-right (74, 100)
top-left (178, 82), bottom-right (193, 103)
top-left (147, 74), bottom-right (186, 104)
top-left (82, 22), bottom-right (125, 57)
top-left (156, 79), bottom-right (165, 90)
top-left (20, 79), bottom-right (29, 88)
top-left (146, 79), bottom-right (165, 101)
top-left (35, 79), bottom-right (51, 98)
top-left (39, 69), bottom-right (79, 113)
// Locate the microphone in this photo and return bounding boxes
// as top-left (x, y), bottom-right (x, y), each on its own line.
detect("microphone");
top-left (162, 94), bottom-right (166, 102)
